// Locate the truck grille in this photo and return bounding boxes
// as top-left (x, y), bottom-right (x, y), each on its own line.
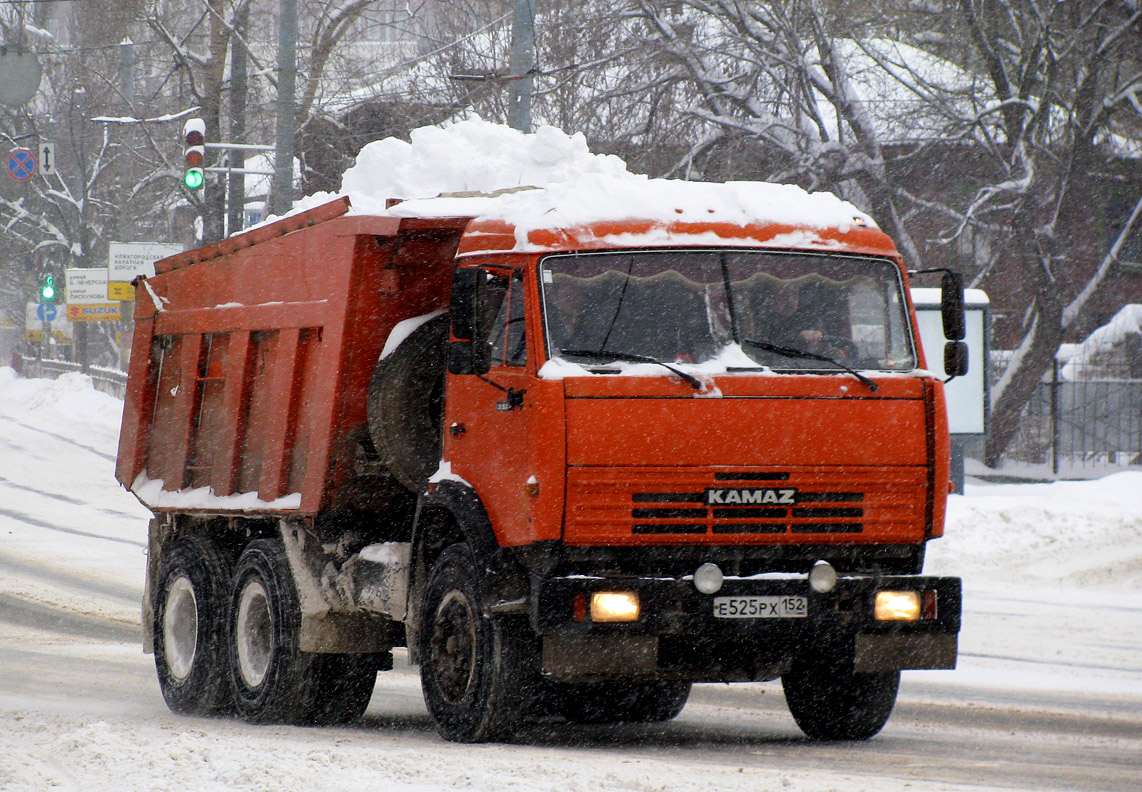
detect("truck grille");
top-left (565, 467), bottom-right (926, 544)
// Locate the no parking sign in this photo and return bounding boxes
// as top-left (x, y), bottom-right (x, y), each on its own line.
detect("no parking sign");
top-left (6, 148), bottom-right (35, 181)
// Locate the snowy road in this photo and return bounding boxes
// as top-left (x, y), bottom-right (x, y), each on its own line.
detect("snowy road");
top-left (1, 370), bottom-right (1140, 792)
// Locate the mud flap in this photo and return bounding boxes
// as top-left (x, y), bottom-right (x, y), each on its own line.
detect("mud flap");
top-left (854, 633), bottom-right (958, 672)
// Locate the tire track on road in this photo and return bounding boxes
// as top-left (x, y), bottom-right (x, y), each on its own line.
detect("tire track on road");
top-left (0, 414), bottom-right (118, 463)
top-left (0, 506), bottom-right (145, 548)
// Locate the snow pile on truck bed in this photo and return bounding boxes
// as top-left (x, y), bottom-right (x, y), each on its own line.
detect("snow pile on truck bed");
top-left (290, 118), bottom-right (875, 247)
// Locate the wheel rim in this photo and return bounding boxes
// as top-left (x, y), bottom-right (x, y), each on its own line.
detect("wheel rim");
top-left (236, 579), bottom-right (273, 688)
top-left (430, 589), bottom-right (478, 704)
top-left (163, 575), bottom-right (198, 681)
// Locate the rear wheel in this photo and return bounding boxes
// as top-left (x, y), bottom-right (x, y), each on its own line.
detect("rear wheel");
top-left (551, 680), bottom-right (691, 724)
top-left (228, 538), bottom-right (377, 724)
top-left (153, 536), bottom-right (233, 716)
top-left (419, 543), bottom-right (536, 742)
top-left (782, 647), bottom-right (899, 740)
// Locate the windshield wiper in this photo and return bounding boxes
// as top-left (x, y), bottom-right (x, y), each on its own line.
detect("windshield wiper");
top-left (560, 349), bottom-right (703, 390)
top-left (742, 339), bottom-right (878, 392)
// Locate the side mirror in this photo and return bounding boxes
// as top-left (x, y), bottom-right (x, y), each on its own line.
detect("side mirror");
top-left (944, 340), bottom-right (969, 378)
top-left (448, 267), bottom-right (491, 376)
top-left (451, 267), bottom-right (478, 342)
top-left (941, 271), bottom-right (966, 341)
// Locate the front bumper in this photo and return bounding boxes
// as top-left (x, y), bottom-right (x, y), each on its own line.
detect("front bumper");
top-left (531, 572), bottom-right (960, 680)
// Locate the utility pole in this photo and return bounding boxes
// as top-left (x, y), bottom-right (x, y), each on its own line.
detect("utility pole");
top-left (118, 38), bottom-right (136, 103)
top-left (271, 0), bottom-right (297, 217)
top-left (228, 3), bottom-right (250, 236)
top-left (507, 0), bottom-right (535, 132)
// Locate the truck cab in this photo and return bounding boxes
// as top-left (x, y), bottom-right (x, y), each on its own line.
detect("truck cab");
top-left (406, 216), bottom-right (962, 740)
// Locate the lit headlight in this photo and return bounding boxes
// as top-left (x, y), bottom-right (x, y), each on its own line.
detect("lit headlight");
top-left (590, 591), bottom-right (640, 622)
top-left (874, 590), bottom-right (921, 621)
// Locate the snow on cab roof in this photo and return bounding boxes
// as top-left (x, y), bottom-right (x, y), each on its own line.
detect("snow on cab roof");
top-left (287, 118), bottom-right (882, 252)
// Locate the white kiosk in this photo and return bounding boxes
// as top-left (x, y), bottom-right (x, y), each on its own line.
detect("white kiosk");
top-left (911, 288), bottom-right (990, 492)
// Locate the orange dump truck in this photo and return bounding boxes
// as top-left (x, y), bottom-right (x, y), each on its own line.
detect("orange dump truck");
top-left (117, 191), bottom-right (964, 742)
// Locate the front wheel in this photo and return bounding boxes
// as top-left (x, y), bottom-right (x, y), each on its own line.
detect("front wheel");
top-left (782, 648), bottom-right (899, 740)
top-left (419, 544), bottom-right (537, 742)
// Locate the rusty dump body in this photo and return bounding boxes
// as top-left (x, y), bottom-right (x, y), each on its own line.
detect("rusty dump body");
top-left (120, 193), bottom-right (961, 741)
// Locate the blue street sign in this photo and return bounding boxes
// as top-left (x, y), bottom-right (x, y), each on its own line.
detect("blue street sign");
top-left (7, 148), bottom-right (36, 181)
top-left (36, 302), bottom-right (57, 322)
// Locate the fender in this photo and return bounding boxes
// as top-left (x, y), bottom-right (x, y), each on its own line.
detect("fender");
top-left (413, 480), bottom-right (530, 609)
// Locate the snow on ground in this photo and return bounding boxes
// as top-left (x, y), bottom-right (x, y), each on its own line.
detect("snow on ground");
top-left (1, 368), bottom-right (1140, 791)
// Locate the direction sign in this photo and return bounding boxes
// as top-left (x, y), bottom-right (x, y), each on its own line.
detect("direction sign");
top-left (108, 242), bottom-right (182, 300)
top-left (66, 268), bottom-right (110, 305)
top-left (7, 148), bottom-right (35, 181)
top-left (36, 303), bottom-right (58, 322)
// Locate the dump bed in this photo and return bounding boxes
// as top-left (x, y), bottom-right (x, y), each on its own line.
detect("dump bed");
top-left (116, 198), bottom-right (471, 515)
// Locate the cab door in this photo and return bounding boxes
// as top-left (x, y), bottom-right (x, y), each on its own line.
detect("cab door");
top-left (444, 267), bottom-right (537, 546)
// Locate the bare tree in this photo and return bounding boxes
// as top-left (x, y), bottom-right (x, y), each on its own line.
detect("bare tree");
top-left (905, 0), bottom-right (1142, 464)
top-left (625, 0), bottom-right (1142, 465)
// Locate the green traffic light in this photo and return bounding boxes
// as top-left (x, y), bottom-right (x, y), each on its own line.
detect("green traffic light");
top-left (41, 275), bottom-right (55, 301)
top-left (184, 168), bottom-right (205, 190)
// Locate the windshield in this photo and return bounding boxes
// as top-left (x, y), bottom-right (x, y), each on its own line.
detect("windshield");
top-left (540, 249), bottom-right (915, 372)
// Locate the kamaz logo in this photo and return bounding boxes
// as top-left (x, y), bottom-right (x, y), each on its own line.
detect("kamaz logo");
top-left (706, 488), bottom-right (797, 505)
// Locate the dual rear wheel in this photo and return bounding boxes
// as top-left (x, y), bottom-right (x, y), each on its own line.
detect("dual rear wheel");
top-left (153, 536), bottom-right (378, 725)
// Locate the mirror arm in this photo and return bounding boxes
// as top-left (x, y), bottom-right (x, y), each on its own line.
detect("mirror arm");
top-left (475, 373), bottom-right (525, 410)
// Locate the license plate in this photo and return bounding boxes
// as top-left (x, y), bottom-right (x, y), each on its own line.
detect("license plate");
top-left (712, 595), bottom-right (808, 619)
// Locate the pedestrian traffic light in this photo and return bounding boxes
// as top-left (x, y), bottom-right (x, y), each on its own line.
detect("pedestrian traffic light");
top-left (183, 117), bottom-right (206, 190)
top-left (40, 273), bottom-right (56, 302)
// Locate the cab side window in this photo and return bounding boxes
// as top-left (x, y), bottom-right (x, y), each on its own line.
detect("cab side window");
top-left (486, 271), bottom-right (527, 367)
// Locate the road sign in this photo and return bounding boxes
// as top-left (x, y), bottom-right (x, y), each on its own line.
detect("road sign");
top-left (7, 148), bottom-right (35, 181)
top-left (36, 303), bottom-right (58, 322)
top-left (37, 141), bottom-right (55, 176)
top-left (24, 303), bottom-right (72, 343)
top-left (65, 268), bottom-right (110, 305)
top-left (0, 51), bottom-right (42, 106)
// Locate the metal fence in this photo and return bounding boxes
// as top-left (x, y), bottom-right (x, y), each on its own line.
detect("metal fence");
top-left (17, 356), bottom-right (128, 401)
top-left (1003, 359), bottom-right (1142, 473)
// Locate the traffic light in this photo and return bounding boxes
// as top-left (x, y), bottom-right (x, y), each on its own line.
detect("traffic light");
top-left (183, 117), bottom-right (205, 190)
top-left (40, 273), bottom-right (56, 302)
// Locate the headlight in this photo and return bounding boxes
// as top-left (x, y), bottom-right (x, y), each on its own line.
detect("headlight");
top-left (808, 560), bottom-right (837, 594)
top-left (874, 590), bottom-right (921, 621)
top-left (590, 591), bottom-right (640, 622)
top-left (693, 562), bottom-right (724, 595)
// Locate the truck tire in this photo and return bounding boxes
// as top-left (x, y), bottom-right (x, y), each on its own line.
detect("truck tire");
top-left (228, 538), bottom-right (314, 723)
top-left (228, 538), bottom-right (379, 725)
top-left (367, 314), bottom-right (449, 492)
top-left (552, 680), bottom-right (691, 724)
top-left (153, 536), bottom-right (234, 716)
top-left (782, 648), bottom-right (899, 740)
top-left (419, 543), bottom-right (536, 742)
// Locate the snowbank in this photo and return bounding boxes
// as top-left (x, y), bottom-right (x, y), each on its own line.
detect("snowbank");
top-left (1059, 304), bottom-right (1142, 379)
